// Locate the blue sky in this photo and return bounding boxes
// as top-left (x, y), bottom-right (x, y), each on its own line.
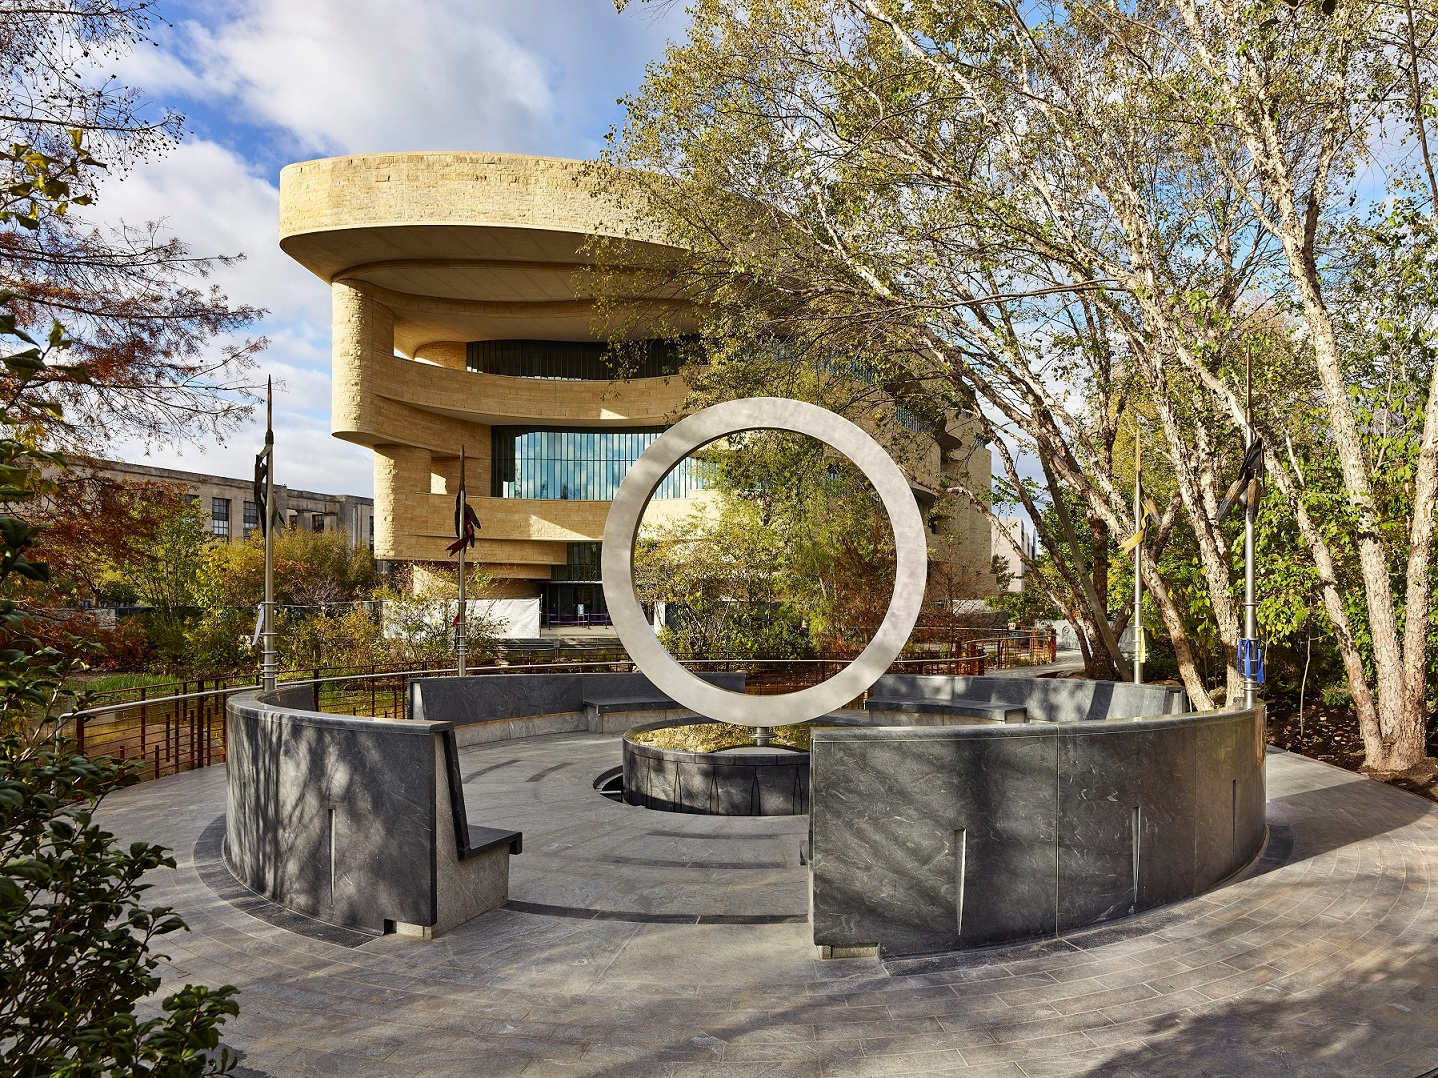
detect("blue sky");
top-left (96, 0), bottom-right (687, 495)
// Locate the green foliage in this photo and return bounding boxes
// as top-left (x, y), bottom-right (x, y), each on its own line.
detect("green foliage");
top-left (199, 529), bottom-right (377, 611)
top-left (278, 604), bottom-right (385, 670)
top-left (0, 136), bottom-right (238, 1073)
top-left (634, 425), bottom-right (901, 660)
top-left (0, 133), bottom-right (99, 232)
top-left (636, 496), bottom-right (815, 660)
top-left (986, 556), bottom-right (1060, 627)
top-left (0, 289), bottom-right (92, 738)
top-left (182, 529), bottom-right (382, 672)
top-left (109, 499), bottom-right (213, 663)
top-left (372, 567), bottom-right (500, 668)
top-left (633, 426), bottom-right (900, 661)
top-left (0, 740), bottom-right (238, 1076)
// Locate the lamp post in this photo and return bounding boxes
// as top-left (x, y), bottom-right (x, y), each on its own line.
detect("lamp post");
top-left (447, 445), bottom-right (480, 676)
top-left (1217, 355), bottom-right (1265, 710)
top-left (254, 377), bottom-right (278, 692)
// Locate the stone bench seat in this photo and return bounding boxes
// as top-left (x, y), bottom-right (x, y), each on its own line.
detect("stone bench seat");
top-left (463, 825), bottom-right (522, 860)
top-left (582, 694), bottom-right (681, 715)
top-left (411, 673), bottom-right (745, 741)
top-left (866, 697), bottom-right (1028, 723)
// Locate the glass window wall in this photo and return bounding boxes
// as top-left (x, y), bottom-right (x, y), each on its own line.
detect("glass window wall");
top-left (490, 426), bottom-right (704, 501)
top-left (466, 338), bottom-right (688, 381)
top-left (210, 497), bottom-right (230, 538)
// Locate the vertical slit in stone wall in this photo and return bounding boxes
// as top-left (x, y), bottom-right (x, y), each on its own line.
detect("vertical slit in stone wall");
top-left (1130, 805), bottom-right (1141, 911)
top-left (1231, 778), bottom-right (1238, 862)
top-left (328, 807), bottom-right (337, 910)
top-left (954, 828), bottom-right (967, 939)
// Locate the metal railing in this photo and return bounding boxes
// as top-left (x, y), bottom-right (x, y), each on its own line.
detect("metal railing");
top-left (68, 658), bottom-right (463, 710)
top-left (963, 627), bottom-right (1059, 668)
top-left (55, 635), bottom-right (1056, 786)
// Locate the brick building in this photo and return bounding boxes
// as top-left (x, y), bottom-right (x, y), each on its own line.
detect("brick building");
top-left (95, 459), bottom-right (375, 552)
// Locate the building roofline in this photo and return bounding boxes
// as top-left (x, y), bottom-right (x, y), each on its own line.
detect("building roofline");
top-left (90, 459), bottom-right (373, 506)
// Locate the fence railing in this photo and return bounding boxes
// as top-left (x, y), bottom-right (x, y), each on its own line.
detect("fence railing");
top-left (68, 658), bottom-right (465, 710)
top-left (56, 631), bottom-right (1058, 786)
top-left (963, 628), bottom-right (1058, 668)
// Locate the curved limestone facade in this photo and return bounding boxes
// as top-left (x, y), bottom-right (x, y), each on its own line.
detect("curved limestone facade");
top-left (279, 152), bottom-right (994, 612)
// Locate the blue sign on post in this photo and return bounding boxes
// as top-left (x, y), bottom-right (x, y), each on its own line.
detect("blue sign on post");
top-left (1237, 638), bottom-right (1265, 684)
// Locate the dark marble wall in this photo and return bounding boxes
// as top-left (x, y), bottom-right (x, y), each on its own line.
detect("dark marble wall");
top-left (409, 671), bottom-right (745, 725)
top-left (623, 721), bottom-right (809, 815)
top-left (226, 689), bottom-right (447, 933)
top-left (810, 707), bottom-right (1265, 955)
top-left (866, 675), bottom-right (1188, 722)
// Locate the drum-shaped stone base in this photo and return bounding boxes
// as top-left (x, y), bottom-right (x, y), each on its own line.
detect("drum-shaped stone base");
top-left (622, 720), bottom-right (809, 815)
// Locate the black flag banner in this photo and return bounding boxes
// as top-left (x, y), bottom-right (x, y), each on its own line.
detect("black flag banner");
top-left (447, 452), bottom-right (480, 556)
top-left (448, 498), bottom-right (480, 556)
top-left (253, 374), bottom-right (279, 536)
top-left (1216, 439), bottom-right (1265, 524)
top-left (253, 446), bottom-right (271, 536)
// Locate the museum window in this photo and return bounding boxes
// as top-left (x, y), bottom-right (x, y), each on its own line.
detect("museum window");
top-left (466, 338), bottom-right (689, 381)
top-left (210, 497), bottom-right (230, 538)
top-left (549, 542), bottom-right (602, 582)
top-left (490, 426), bottom-right (704, 501)
top-left (243, 499), bottom-right (259, 539)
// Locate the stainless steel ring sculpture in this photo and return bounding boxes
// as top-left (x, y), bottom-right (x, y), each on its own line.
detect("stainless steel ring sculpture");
top-left (601, 397), bottom-right (928, 729)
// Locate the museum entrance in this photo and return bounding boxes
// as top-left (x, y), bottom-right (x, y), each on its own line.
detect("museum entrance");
top-left (540, 581), bottom-right (610, 627)
top-left (540, 542), bottom-right (613, 627)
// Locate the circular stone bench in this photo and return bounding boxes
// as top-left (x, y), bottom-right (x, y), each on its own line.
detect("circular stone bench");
top-left (408, 670), bottom-right (746, 743)
top-left (225, 684), bottom-right (524, 939)
top-left (864, 673), bottom-right (1188, 725)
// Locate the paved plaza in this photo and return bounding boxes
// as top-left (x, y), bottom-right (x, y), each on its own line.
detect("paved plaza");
top-left (103, 733), bottom-right (1438, 1076)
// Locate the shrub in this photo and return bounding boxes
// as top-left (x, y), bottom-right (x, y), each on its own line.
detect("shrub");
top-left (0, 739), bottom-right (238, 1075)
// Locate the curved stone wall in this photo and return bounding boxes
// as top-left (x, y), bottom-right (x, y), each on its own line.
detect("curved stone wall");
top-left (865, 673), bottom-right (1187, 723)
top-left (225, 685), bottom-right (466, 935)
top-left (622, 720), bottom-right (809, 816)
top-left (408, 670), bottom-right (744, 743)
top-left (809, 704), bottom-right (1266, 956)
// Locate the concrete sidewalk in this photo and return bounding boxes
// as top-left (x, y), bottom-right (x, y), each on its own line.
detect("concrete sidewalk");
top-left (102, 737), bottom-right (1438, 1076)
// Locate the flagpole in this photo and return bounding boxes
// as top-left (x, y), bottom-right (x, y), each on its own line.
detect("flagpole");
top-left (1243, 354), bottom-right (1258, 710)
top-left (261, 377), bottom-right (277, 693)
top-left (456, 445), bottom-right (467, 678)
top-left (1133, 430), bottom-right (1143, 686)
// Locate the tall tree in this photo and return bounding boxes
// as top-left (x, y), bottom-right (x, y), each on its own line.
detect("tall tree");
top-left (0, 137), bottom-right (238, 1073)
top-left (0, 1), bottom-right (263, 446)
top-left (607, 0), bottom-right (1438, 771)
top-left (26, 472), bottom-right (185, 601)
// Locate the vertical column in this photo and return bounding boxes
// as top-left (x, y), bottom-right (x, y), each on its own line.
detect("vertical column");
top-left (373, 445), bottom-right (432, 560)
top-left (935, 424), bottom-right (993, 598)
top-left (331, 281), bottom-right (394, 441)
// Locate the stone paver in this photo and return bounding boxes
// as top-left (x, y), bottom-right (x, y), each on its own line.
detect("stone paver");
top-left (99, 738), bottom-right (1438, 1077)
top-left (459, 733), bottom-right (808, 919)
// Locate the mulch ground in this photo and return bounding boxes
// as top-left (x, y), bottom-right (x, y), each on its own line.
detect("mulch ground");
top-left (1264, 690), bottom-right (1438, 805)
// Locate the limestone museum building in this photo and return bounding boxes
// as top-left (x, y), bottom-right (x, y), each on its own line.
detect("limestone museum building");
top-left (278, 152), bottom-right (992, 628)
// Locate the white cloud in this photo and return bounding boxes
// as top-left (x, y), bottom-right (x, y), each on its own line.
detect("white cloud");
top-left (90, 0), bottom-right (692, 496)
top-left (126, 0), bottom-right (689, 157)
top-left (169, 0), bottom-right (558, 155)
top-left (78, 137), bottom-right (353, 485)
top-left (87, 137), bottom-right (328, 327)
